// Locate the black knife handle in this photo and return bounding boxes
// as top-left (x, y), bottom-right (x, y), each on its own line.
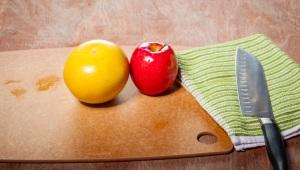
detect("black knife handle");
top-left (261, 119), bottom-right (288, 170)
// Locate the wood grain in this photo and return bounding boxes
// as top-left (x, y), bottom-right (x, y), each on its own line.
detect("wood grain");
top-left (0, 0), bottom-right (300, 169)
top-left (0, 0), bottom-right (300, 63)
top-left (0, 47), bottom-right (232, 161)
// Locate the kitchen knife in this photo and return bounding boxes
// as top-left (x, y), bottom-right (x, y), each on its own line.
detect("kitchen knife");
top-left (235, 48), bottom-right (288, 170)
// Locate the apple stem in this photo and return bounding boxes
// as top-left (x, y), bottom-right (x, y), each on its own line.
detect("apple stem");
top-left (149, 43), bottom-right (164, 52)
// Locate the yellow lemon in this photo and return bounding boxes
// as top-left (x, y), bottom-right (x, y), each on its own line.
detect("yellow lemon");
top-left (63, 40), bottom-right (129, 104)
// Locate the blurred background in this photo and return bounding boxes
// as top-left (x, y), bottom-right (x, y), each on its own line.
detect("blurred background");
top-left (0, 0), bottom-right (299, 61)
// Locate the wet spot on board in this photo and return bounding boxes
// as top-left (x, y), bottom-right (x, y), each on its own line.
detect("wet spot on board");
top-left (155, 121), bottom-right (169, 129)
top-left (4, 80), bottom-right (21, 84)
top-left (36, 75), bottom-right (60, 91)
top-left (10, 87), bottom-right (26, 97)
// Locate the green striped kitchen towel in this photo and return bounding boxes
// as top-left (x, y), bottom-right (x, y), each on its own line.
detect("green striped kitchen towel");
top-left (176, 34), bottom-right (300, 151)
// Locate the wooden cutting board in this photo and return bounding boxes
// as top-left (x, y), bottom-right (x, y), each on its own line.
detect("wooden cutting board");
top-left (0, 46), bottom-right (233, 162)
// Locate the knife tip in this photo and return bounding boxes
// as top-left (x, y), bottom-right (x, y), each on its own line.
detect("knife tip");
top-left (236, 48), bottom-right (246, 55)
top-left (236, 48), bottom-right (261, 63)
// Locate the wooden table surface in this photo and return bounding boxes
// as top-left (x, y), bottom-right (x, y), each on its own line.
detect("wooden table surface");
top-left (0, 0), bottom-right (299, 169)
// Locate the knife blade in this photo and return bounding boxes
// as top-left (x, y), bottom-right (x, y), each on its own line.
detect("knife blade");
top-left (236, 48), bottom-right (288, 170)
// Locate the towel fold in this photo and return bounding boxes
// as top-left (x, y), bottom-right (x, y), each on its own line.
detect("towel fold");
top-left (176, 34), bottom-right (300, 150)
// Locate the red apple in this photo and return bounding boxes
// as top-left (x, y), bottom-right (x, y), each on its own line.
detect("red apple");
top-left (130, 42), bottom-right (178, 95)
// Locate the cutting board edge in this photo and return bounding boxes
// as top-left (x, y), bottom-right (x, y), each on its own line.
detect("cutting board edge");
top-left (0, 146), bottom-right (233, 162)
